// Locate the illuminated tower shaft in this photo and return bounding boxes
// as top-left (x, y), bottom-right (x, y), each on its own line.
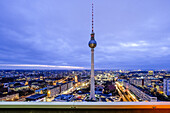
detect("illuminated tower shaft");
top-left (90, 48), bottom-right (95, 99)
top-left (88, 3), bottom-right (97, 100)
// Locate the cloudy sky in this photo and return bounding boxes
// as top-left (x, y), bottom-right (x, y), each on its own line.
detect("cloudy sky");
top-left (0, 0), bottom-right (170, 70)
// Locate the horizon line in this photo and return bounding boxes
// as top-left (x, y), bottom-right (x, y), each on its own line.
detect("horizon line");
top-left (0, 64), bottom-right (169, 71)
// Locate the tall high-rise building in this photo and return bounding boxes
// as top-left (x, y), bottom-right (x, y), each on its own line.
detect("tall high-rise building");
top-left (88, 3), bottom-right (97, 100)
top-left (75, 75), bottom-right (78, 83)
top-left (163, 79), bottom-right (170, 96)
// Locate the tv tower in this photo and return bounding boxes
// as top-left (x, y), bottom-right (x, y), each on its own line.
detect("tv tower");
top-left (88, 2), bottom-right (97, 100)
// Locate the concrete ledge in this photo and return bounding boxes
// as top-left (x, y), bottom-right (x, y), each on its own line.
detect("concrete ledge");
top-left (0, 102), bottom-right (170, 109)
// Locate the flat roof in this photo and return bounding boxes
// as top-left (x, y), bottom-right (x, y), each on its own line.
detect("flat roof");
top-left (35, 87), bottom-right (47, 92)
top-left (26, 94), bottom-right (46, 100)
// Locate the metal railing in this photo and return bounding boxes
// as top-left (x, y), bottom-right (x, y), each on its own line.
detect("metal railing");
top-left (0, 102), bottom-right (170, 109)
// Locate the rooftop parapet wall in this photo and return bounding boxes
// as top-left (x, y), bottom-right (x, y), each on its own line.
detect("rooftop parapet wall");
top-left (0, 102), bottom-right (170, 109)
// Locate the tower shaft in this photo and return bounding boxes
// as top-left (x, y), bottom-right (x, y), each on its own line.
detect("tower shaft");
top-left (90, 48), bottom-right (95, 100)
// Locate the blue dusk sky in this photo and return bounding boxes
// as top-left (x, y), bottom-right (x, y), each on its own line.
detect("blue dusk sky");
top-left (0, 0), bottom-right (170, 70)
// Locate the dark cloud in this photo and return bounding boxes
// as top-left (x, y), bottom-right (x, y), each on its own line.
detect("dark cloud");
top-left (0, 0), bottom-right (170, 69)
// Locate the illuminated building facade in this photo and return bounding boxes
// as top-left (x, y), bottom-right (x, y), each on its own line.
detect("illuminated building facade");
top-left (148, 71), bottom-right (154, 76)
top-left (163, 79), bottom-right (170, 96)
top-left (75, 75), bottom-right (78, 83)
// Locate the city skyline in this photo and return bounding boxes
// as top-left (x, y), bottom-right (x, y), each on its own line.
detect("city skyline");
top-left (1, 0), bottom-right (170, 70)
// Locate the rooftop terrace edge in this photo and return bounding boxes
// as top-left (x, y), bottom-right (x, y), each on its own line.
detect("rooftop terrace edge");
top-left (0, 102), bottom-right (170, 109)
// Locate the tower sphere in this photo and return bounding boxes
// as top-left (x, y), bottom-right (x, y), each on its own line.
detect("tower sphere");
top-left (89, 39), bottom-right (97, 48)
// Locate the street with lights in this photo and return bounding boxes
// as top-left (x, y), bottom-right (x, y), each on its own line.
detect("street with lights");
top-left (115, 82), bottom-right (138, 102)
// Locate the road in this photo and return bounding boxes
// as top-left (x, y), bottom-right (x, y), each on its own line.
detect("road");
top-left (115, 82), bottom-right (128, 101)
top-left (115, 82), bottom-right (138, 102)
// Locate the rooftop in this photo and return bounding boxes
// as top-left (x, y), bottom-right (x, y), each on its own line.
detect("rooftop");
top-left (26, 94), bottom-right (46, 100)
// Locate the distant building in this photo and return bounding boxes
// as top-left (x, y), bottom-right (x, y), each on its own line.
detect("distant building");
top-left (47, 82), bottom-right (73, 98)
top-left (75, 75), bottom-right (78, 82)
top-left (123, 81), bottom-right (157, 102)
top-left (26, 94), bottom-right (46, 102)
top-left (96, 74), bottom-right (113, 83)
top-left (148, 71), bottom-right (154, 76)
top-left (129, 78), bottom-right (159, 87)
top-left (0, 93), bottom-right (19, 101)
top-left (163, 79), bottom-right (170, 96)
top-left (67, 81), bottom-right (73, 89)
top-left (35, 87), bottom-right (47, 94)
top-left (60, 83), bottom-right (68, 93)
top-left (47, 85), bottom-right (60, 97)
top-left (129, 78), bottom-right (144, 87)
top-left (144, 79), bottom-right (152, 86)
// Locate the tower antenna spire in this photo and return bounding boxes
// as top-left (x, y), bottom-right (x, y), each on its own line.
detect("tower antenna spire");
top-left (92, 2), bottom-right (94, 33)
